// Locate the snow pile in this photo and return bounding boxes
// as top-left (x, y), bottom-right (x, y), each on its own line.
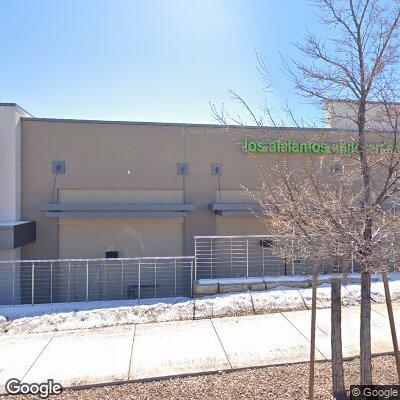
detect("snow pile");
top-left (251, 287), bottom-right (306, 313)
top-left (0, 299), bottom-right (139, 320)
top-left (194, 292), bottom-right (253, 318)
top-left (2, 273), bottom-right (400, 335)
top-left (300, 284), bottom-right (333, 309)
top-left (2, 297), bottom-right (194, 335)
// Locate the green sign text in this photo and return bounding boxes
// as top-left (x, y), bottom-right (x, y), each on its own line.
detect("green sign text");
top-left (243, 139), bottom-right (400, 154)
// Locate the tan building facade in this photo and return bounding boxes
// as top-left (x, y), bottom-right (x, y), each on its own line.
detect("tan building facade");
top-left (2, 102), bottom-right (396, 304)
top-left (0, 101), bottom-right (366, 262)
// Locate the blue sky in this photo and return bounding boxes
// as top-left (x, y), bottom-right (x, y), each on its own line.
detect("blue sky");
top-left (1, 0), bottom-right (324, 124)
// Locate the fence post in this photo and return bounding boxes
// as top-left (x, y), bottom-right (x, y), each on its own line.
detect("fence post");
top-left (191, 260), bottom-right (194, 298)
top-left (12, 262), bottom-right (15, 306)
top-left (138, 260), bottom-right (141, 301)
top-left (210, 238), bottom-right (213, 279)
top-left (246, 239), bottom-right (249, 278)
top-left (291, 240), bottom-right (295, 276)
top-left (174, 259), bottom-right (177, 297)
top-left (262, 242), bottom-right (265, 276)
top-left (331, 278), bottom-right (345, 398)
top-left (194, 237), bottom-right (197, 281)
top-left (231, 237), bottom-right (233, 277)
top-left (121, 260), bottom-right (124, 300)
top-left (12, 263), bottom-right (15, 306)
top-left (31, 262), bottom-right (35, 305)
top-left (383, 272), bottom-right (400, 382)
top-left (50, 261), bottom-right (53, 304)
top-left (67, 261), bottom-right (71, 303)
top-left (86, 261), bottom-right (89, 302)
top-left (104, 260), bottom-right (107, 300)
top-left (155, 259), bottom-right (157, 298)
top-left (194, 253), bottom-right (197, 282)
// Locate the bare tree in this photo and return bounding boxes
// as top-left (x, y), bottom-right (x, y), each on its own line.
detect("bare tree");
top-left (291, 0), bottom-right (400, 384)
top-left (212, 0), bottom-right (400, 387)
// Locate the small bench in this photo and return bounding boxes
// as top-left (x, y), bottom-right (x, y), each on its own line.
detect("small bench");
top-left (127, 284), bottom-right (157, 299)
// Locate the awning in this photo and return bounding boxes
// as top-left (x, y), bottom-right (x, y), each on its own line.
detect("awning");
top-left (209, 203), bottom-right (260, 217)
top-left (0, 221), bottom-right (36, 249)
top-left (39, 203), bottom-right (196, 218)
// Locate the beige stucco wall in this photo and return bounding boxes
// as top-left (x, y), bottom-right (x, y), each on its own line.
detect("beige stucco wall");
top-left (59, 217), bottom-right (183, 258)
top-left (20, 119), bottom-right (335, 260)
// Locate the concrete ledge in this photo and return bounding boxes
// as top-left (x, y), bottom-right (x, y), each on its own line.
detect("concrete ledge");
top-left (195, 275), bottom-right (372, 297)
top-left (218, 283), bottom-right (250, 293)
top-left (195, 278), bottom-right (313, 297)
top-left (249, 282), bottom-right (266, 291)
top-left (265, 280), bottom-right (311, 289)
top-left (193, 284), bottom-right (218, 296)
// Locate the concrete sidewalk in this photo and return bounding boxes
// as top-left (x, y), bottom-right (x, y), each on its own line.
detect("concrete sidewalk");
top-left (0, 303), bottom-right (397, 393)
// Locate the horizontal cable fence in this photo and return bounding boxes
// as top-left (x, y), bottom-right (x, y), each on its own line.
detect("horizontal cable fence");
top-left (0, 257), bottom-right (194, 306)
top-left (194, 235), bottom-right (362, 281)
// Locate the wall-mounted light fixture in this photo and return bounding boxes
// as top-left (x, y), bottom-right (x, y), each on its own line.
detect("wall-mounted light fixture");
top-left (177, 162), bottom-right (189, 175)
top-left (211, 163), bottom-right (222, 175)
top-left (52, 161), bottom-right (65, 174)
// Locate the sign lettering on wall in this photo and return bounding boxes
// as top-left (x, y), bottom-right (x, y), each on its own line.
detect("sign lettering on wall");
top-left (242, 139), bottom-right (400, 154)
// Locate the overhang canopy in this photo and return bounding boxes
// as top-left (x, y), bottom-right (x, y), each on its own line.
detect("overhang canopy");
top-left (0, 221), bottom-right (36, 249)
top-left (39, 203), bottom-right (196, 218)
top-left (209, 203), bottom-right (260, 217)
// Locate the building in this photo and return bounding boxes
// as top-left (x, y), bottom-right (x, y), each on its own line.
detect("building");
top-left (0, 102), bottom-right (392, 304)
top-left (2, 101), bottom-right (396, 261)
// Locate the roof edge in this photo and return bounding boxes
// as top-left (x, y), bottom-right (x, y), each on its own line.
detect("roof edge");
top-left (0, 103), bottom-right (33, 117)
top-left (21, 116), bottom-right (339, 132)
top-left (326, 99), bottom-right (400, 106)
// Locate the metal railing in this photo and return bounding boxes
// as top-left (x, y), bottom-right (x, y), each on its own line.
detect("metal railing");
top-left (0, 256), bottom-right (194, 306)
top-left (194, 235), bottom-right (353, 281)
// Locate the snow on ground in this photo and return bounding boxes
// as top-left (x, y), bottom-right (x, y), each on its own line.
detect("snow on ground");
top-left (251, 287), bottom-right (306, 313)
top-left (195, 292), bottom-right (254, 318)
top-left (0, 297), bottom-right (193, 335)
top-left (299, 283), bottom-right (333, 309)
top-left (2, 273), bottom-right (400, 335)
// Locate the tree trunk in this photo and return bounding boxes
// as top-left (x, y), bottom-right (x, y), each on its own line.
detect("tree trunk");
top-left (360, 271), bottom-right (372, 384)
top-left (383, 272), bottom-right (400, 382)
top-left (331, 279), bottom-right (347, 399)
top-left (309, 270), bottom-right (318, 400)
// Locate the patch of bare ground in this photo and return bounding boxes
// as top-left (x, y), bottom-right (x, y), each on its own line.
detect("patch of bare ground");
top-left (11, 355), bottom-right (398, 400)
